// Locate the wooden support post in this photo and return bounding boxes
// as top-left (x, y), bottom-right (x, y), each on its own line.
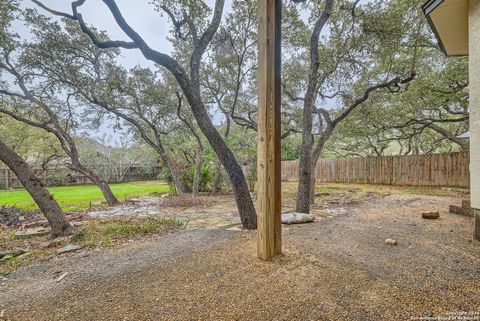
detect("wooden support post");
top-left (257, 0), bottom-right (282, 260)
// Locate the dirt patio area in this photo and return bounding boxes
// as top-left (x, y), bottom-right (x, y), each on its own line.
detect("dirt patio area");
top-left (0, 188), bottom-right (479, 321)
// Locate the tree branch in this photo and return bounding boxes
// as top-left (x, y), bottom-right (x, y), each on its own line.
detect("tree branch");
top-left (32, 0), bottom-right (138, 49)
top-left (333, 72), bottom-right (416, 126)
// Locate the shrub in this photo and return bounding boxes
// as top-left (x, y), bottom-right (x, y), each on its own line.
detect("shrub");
top-left (138, 167), bottom-right (157, 180)
top-left (246, 162), bottom-right (256, 192)
top-left (185, 162), bottom-right (214, 192)
top-left (45, 170), bottom-right (68, 187)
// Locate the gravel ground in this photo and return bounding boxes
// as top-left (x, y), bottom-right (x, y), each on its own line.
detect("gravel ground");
top-left (0, 194), bottom-right (479, 321)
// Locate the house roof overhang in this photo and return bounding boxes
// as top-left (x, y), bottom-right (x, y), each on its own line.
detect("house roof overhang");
top-left (422, 0), bottom-right (469, 56)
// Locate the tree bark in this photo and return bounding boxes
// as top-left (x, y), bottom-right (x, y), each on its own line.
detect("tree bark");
top-left (0, 139), bottom-right (73, 237)
top-left (296, 143), bottom-right (313, 213)
top-left (309, 174), bottom-right (316, 205)
top-left (297, 121), bottom-right (334, 211)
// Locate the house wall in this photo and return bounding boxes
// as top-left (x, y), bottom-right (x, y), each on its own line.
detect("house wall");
top-left (469, 0), bottom-right (480, 240)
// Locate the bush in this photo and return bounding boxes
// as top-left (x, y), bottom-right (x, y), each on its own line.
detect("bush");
top-left (137, 167), bottom-right (157, 180)
top-left (185, 162), bottom-right (214, 192)
top-left (246, 162), bottom-right (256, 192)
top-left (46, 170), bottom-right (67, 186)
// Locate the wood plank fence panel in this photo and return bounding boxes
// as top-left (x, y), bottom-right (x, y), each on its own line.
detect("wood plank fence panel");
top-left (281, 152), bottom-right (470, 188)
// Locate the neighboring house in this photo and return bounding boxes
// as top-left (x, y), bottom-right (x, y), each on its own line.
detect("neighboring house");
top-left (0, 160), bottom-right (161, 189)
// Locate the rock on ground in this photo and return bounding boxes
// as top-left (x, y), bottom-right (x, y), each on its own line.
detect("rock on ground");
top-left (385, 238), bottom-right (398, 246)
top-left (281, 213), bottom-right (314, 224)
top-left (56, 243), bottom-right (84, 254)
top-left (422, 211), bottom-right (440, 219)
top-left (14, 228), bottom-right (50, 239)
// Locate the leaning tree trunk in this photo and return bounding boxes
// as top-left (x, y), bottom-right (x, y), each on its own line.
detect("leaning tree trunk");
top-left (180, 88), bottom-right (257, 229)
top-left (192, 155), bottom-right (204, 197)
top-left (72, 164), bottom-right (119, 206)
top-left (0, 139), bottom-right (73, 237)
top-left (93, 179), bottom-right (119, 206)
top-left (217, 152), bottom-right (256, 228)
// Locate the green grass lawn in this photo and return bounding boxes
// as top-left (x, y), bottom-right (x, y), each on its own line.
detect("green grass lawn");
top-left (0, 180), bottom-right (170, 212)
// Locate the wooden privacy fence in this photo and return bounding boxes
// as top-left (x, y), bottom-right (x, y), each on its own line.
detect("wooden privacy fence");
top-left (281, 152), bottom-right (470, 187)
